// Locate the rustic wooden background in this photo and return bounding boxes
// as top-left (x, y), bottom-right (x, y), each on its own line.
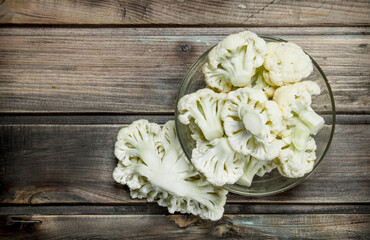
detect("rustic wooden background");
top-left (0, 0), bottom-right (369, 239)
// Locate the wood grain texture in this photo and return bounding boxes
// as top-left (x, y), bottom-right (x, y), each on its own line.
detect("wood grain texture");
top-left (0, 0), bottom-right (369, 26)
top-left (0, 27), bottom-right (369, 114)
top-left (0, 114), bottom-right (368, 125)
top-left (1, 204), bottom-right (369, 215)
top-left (0, 1), bottom-right (368, 237)
top-left (1, 123), bottom-right (369, 204)
top-left (1, 214), bottom-right (369, 239)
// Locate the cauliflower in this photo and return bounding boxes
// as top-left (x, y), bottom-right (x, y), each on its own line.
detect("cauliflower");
top-left (203, 31), bottom-right (267, 92)
top-left (221, 87), bottom-right (283, 160)
top-left (276, 136), bottom-right (317, 178)
top-left (285, 116), bottom-right (311, 151)
top-left (113, 120), bottom-right (228, 221)
top-left (187, 121), bottom-right (205, 141)
top-left (273, 81), bottom-right (324, 150)
top-left (252, 67), bottom-right (276, 98)
top-left (236, 156), bottom-right (277, 187)
top-left (191, 137), bottom-right (246, 186)
top-left (111, 31), bottom-right (327, 220)
top-left (263, 42), bottom-right (313, 86)
top-left (178, 88), bottom-right (226, 141)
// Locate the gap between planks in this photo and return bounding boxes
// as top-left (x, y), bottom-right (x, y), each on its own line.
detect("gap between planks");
top-left (1, 24), bottom-right (370, 29)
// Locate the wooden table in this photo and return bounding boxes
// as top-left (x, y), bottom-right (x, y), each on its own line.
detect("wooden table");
top-left (0, 1), bottom-right (369, 239)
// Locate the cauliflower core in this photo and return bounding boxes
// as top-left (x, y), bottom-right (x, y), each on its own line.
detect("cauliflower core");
top-left (203, 31), bottom-right (267, 92)
top-left (192, 137), bottom-right (246, 186)
top-left (221, 87), bottom-right (283, 161)
top-left (263, 42), bottom-right (313, 86)
top-left (178, 88), bottom-right (226, 141)
top-left (237, 156), bottom-right (277, 187)
top-left (113, 120), bottom-right (227, 221)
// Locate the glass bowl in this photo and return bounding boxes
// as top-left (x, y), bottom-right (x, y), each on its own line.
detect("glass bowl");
top-left (175, 36), bottom-right (335, 196)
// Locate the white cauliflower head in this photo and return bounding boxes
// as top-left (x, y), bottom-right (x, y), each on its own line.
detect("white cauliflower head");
top-left (191, 137), bottom-right (246, 186)
top-left (236, 156), bottom-right (277, 187)
top-left (221, 87), bottom-right (283, 160)
top-left (113, 120), bottom-right (227, 221)
top-left (178, 88), bottom-right (226, 141)
top-left (263, 42), bottom-right (313, 87)
top-left (203, 31), bottom-right (267, 92)
top-left (276, 136), bottom-right (317, 178)
top-left (273, 81), bottom-right (325, 137)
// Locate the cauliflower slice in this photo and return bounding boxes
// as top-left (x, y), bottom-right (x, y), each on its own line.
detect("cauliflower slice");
top-left (113, 120), bottom-right (227, 221)
top-left (178, 88), bottom-right (226, 141)
top-left (263, 42), bottom-right (313, 87)
top-left (276, 136), bottom-right (317, 178)
top-left (273, 81), bottom-right (324, 150)
top-left (236, 156), bottom-right (277, 187)
top-left (203, 31), bottom-right (267, 92)
top-left (221, 87), bottom-right (283, 160)
top-left (191, 137), bottom-right (246, 186)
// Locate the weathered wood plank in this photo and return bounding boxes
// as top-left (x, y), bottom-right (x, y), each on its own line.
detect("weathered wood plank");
top-left (1, 204), bottom-right (369, 215)
top-left (1, 214), bottom-right (369, 239)
top-left (0, 0), bottom-right (369, 26)
top-left (1, 124), bottom-right (369, 204)
top-left (0, 27), bottom-right (369, 114)
top-left (0, 114), bottom-right (368, 125)
top-left (0, 114), bottom-right (174, 125)
top-left (1, 26), bottom-right (368, 36)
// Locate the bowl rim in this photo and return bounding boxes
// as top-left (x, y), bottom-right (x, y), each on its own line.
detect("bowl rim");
top-left (175, 35), bottom-right (336, 197)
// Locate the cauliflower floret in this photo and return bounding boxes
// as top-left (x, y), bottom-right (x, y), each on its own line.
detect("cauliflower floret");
top-left (236, 156), bottom-right (277, 187)
top-left (187, 120), bottom-right (205, 141)
top-left (178, 88), bottom-right (226, 141)
top-left (273, 81), bottom-right (324, 150)
top-left (113, 120), bottom-right (227, 221)
top-left (191, 137), bottom-right (246, 186)
top-left (252, 67), bottom-right (277, 98)
top-left (263, 42), bottom-right (313, 86)
top-left (203, 31), bottom-right (267, 92)
top-left (285, 116), bottom-right (312, 151)
top-left (221, 87), bottom-right (283, 160)
top-left (276, 136), bottom-right (317, 178)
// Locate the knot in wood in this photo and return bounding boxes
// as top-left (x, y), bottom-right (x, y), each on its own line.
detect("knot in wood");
top-left (181, 44), bottom-right (190, 52)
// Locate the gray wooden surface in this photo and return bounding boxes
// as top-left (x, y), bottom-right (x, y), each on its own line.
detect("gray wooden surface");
top-left (0, 0), bottom-right (369, 26)
top-left (0, 0), bottom-right (369, 239)
top-left (1, 215), bottom-right (369, 239)
top-left (1, 123), bottom-right (369, 204)
top-left (0, 27), bottom-right (369, 113)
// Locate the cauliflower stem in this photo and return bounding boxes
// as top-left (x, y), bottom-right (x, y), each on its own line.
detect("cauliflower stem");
top-left (236, 157), bottom-right (274, 187)
top-left (297, 109), bottom-right (325, 135)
